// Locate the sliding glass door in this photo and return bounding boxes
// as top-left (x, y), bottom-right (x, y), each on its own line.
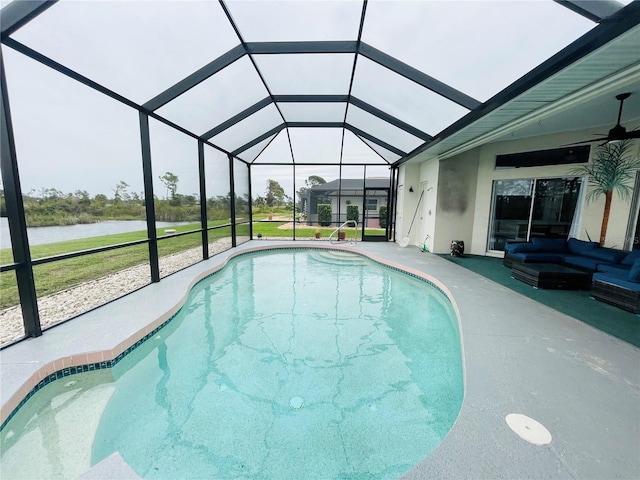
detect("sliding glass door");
top-left (488, 177), bottom-right (582, 251)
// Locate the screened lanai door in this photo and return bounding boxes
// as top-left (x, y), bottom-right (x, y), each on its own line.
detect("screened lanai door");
top-left (363, 188), bottom-right (390, 241)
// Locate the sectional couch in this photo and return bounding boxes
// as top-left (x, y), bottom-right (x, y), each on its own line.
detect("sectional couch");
top-left (504, 237), bottom-right (640, 313)
top-left (590, 271), bottom-right (640, 313)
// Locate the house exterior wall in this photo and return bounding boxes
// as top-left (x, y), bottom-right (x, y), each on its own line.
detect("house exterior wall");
top-left (470, 137), bottom-right (589, 255)
top-left (408, 125), bottom-right (640, 255)
top-left (416, 159), bottom-right (439, 252)
top-left (432, 150), bottom-right (479, 254)
top-left (336, 196), bottom-right (365, 223)
top-left (340, 195), bottom-right (388, 227)
top-left (307, 189), bottom-right (388, 226)
top-left (477, 129), bottom-right (639, 253)
top-left (396, 164), bottom-right (421, 244)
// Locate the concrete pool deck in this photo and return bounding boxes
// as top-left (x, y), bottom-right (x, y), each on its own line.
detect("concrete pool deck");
top-left (1, 241), bottom-right (639, 479)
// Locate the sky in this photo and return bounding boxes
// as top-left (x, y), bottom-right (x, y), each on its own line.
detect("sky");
top-left (0, 0), bottom-right (598, 198)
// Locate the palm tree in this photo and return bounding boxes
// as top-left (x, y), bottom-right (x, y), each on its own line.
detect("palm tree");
top-left (570, 139), bottom-right (640, 245)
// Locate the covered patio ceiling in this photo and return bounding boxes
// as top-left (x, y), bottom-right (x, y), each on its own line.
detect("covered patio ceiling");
top-left (1, 0), bottom-right (638, 168)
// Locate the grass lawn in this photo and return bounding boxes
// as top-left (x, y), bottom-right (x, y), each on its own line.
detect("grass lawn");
top-left (251, 221), bottom-right (382, 238)
top-left (251, 221), bottom-right (336, 238)
top-left (0, 222), bottom-right (233, 309)
top-left (0, 219), bottom-right (378, 309)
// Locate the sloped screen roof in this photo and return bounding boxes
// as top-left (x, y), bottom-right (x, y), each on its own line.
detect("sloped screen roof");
top-left (2, 0), bottom-right (620, 166)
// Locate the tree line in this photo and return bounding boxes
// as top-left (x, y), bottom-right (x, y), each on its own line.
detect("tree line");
top-left (0, 173), bottom-right (325, 227)
top-left (0, 172), bottom-right (248, 227)
top-left (253, 176), bottom-right (326, 215)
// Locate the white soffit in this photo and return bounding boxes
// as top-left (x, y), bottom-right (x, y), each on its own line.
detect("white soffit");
top-left (408, 23), bottom-right (640, 164)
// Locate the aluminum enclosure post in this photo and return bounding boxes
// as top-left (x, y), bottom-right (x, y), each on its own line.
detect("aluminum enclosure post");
top-left (0, 50), bottom-right (40, 337)
top-left (198, 140), bottom-right (209, 260)
top-left (228, 154), bottom-right (237, 248)
top-left (139, 112), bottom-right (160, 282)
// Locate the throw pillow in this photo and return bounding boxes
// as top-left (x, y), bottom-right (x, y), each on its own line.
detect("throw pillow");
top-left (567, 238), bottom-right (599, 255)
top-left (507, 243), bottom-right (539, 254)
top-left (531, 237), bottom-right (568, 253)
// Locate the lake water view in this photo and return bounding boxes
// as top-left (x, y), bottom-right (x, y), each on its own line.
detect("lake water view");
top-left (0, 218), bottom-right (191, 248)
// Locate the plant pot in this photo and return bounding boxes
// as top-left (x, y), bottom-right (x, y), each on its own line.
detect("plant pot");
top-left (315, 233), bottom-right (321, 239)
top-left (268, 215), bottom-right (273, 220)
top-left (338, 231), bottom-right (346, 241)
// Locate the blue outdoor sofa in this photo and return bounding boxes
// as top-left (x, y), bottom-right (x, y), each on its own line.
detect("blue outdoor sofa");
top-left (504, 237), bottom-right (640, 313)
top-left (591, 261), bottom-right (640, 314)
top-left (503, 237), bottom-right (637, 271)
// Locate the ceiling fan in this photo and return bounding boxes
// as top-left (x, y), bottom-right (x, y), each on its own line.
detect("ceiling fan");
top-left (569, 92), bottom-right (640, 145)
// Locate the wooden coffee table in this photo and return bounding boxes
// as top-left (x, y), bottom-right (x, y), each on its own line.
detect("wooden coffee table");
top-left (511, 263), bottom-right (591, 289)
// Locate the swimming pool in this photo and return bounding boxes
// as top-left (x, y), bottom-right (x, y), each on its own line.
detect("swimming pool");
top-left (1, 248), bottom-right (464, 479)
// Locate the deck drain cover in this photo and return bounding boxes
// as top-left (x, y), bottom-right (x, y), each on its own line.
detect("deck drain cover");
top-left (289, 396), bottom-right (304, 410)
top-left (505, 413), bottom-right (552, 445)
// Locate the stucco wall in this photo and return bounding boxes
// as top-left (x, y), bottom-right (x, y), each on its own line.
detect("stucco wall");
top-left (415, 159), bottom-right (439, 251)
top-left (430, 151), bottom-right (479, 254)
top-left (396, 164), bottom-right (420, 244)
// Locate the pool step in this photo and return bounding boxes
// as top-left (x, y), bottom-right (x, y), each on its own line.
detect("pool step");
top-left (311, 250), bottom-right (368, 266)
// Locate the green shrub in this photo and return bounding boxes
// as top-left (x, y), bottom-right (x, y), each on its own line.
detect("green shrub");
top-left (318, 204), bottom-right (332, 226)
top-left (379, 205), bottom-right (388, 228)
top-left (347, 204), bottom-right (359, 223)
top-left (76, 213), bottom-right (95, 224)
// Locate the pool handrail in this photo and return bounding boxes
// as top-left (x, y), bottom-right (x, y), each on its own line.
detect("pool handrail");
top-left (329, 220), bottom-right (358, 246)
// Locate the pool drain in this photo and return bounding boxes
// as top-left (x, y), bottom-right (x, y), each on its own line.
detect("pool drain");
top-left (505, 413), bottom-right (552, 445)
top-left (289, 396), bottom-right (304, 410)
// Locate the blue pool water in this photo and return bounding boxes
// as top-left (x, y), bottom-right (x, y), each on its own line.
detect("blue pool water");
top-left (1, 249), bottom-right (464, 479)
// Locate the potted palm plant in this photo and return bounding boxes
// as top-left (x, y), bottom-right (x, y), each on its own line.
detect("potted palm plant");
top-left (315, 228), bottom-right (321, 239)
top-left (570, 139), bottom-right (640, 245)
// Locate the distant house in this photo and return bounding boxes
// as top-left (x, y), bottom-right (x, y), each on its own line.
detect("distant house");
top-left (306, 178), bottom-right (389, 227)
